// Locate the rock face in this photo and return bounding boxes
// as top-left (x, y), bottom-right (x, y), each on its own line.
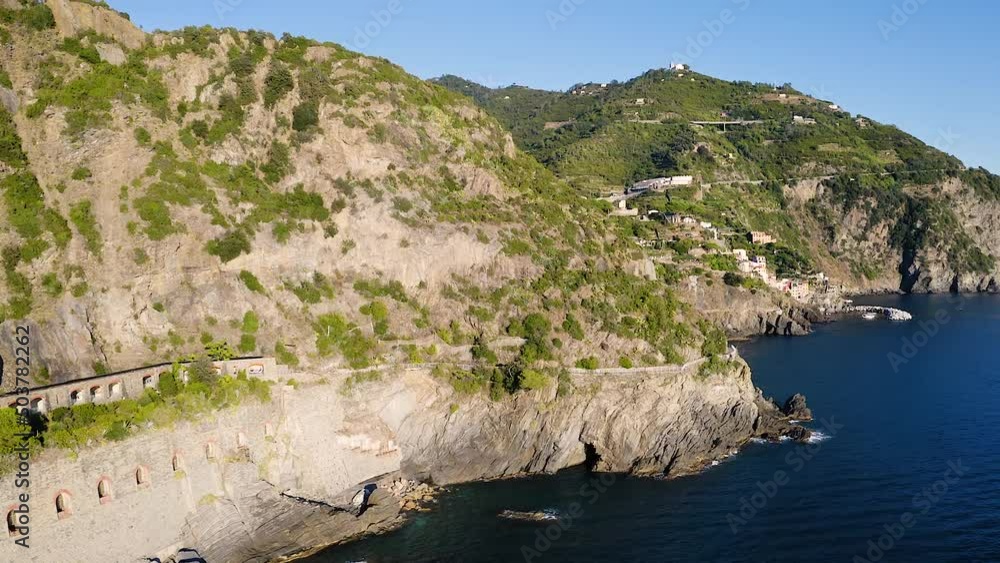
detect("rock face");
top-left (46, 0), bottom-right (146, 49)
top-left (0, 359), bottom-right (810, 562)
top-left (782, 393), bottom-right (814, 421)
top-left (362, 363), bottom-right (808, 485)
top-left (95, 42), bottom-right (126, 65)
top-left (0, 86), bottom-right (17, 115)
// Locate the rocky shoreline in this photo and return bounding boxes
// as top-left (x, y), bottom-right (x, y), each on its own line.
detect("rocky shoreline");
top-left (267, 368), bottom-right (815, 562)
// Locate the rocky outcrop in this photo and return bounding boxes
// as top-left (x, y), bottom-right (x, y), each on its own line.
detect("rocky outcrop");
top-left (353, 362), bottom-right (809, 485)
top-left (782, 393), bottom-right (813, 421)
top-left (95, 42), bottom-right (126, 65)
top-left (45, 0), bottom-right (146, 49)
top-left (0, 87), bottom-right (17, 115)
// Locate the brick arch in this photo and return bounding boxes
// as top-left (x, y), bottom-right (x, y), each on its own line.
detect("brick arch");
top-left (205, 440), bottom-right (219, 461)
top-left (29, 395), bottom-right (47, 413)
top-left (135, 465), bottom-right (151, 487)
top-left (5, 504), bottom-right (24, 537)
top-left (53, 490), bottom-right (73, 519)
top-left (97, 476), bottom-right (113, 504)
top-left (172, 451), bottom-right (185, 472)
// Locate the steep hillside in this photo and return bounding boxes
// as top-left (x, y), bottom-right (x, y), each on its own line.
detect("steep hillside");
top-left (0, 1), bottom-right (735, 384)
top-left (435, 69), bottom-right (1000, 294)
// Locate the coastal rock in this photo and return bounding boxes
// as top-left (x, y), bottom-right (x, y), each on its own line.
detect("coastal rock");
top-left (381, 361), bottom-right (810, 484)
top-left (782, 393), bottom-right (813, 421)
top-left (499, 509), bottom-right (559, 522)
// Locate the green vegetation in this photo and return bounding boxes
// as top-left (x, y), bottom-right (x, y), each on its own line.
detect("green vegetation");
top-left (575, 357), bottom-right (599, 370)
top-left (314, 313), bottom-right (377, 368)
top-left (0, 109), bottom-right (27, 168)
top-left (69, 200), bottom-right (102, 255)
top-left (206, 230), bottom-right (251, 263)
top-left (274, 340), bottom-right (300, 367)
top-left (238, 270), bottom-right (266, 293)
top-left (263, 61), bottom-right (294, 107)
top-left (286, 272), bottom-right (335, 304)
top-left (1, 362), bottom-right (270, 470)
top-left (0, 2), bottom-right (55, 31)
top-left (28, 49), bottom-right (169, 138)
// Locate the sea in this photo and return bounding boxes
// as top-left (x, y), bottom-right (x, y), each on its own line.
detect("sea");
top-left (307, 294), bottom-right (1000, 563)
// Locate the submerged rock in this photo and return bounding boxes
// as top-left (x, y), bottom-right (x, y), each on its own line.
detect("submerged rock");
top-left (499, 509), bottom-right (560, 522)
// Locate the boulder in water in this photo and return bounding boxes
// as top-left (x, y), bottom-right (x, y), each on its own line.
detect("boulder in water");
top-left (782, 394), bottom-right (813, 421)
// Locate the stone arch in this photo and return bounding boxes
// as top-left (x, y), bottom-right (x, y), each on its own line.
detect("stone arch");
top-left (205, 441), bottom-right (218, 461)
top-left (55, 491), bottom-right (73, 519)
top-left (69, 389), bottom-right (83, 406)
top-left (236, 432), bottom-right (247, 448)
top-left (172, 452), bottom-right (184, 472)
top-left (142, 375), bottom-right (155, 389)
top-left (109, 381), bottom-right (123, 398)
top-left (29, 396), bottom-right (47, 413)
top-left (97, 478), bottom-right (113, 504)
top-left (135, 465), bottom-right (151, 487)
top-left (6, 506), bottom-right (21, 537)
top-left (89, 385), bottom-right (104, 403)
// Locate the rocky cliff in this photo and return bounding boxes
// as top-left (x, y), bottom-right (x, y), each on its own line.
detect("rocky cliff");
top-left (0, 360), bottom-right (807, 562)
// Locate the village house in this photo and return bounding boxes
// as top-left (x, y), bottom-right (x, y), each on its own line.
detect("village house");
top-left (793, 115), bottom-right (817, 125)
top-left (663, 213), bottom-right (685, 225)
top-left (790, 280), bottom-right (811, 301)
top-left (733, 249), bottom-right (749, 262)
top-left (612, 199), bottom-right (639, 217)
top-left (749, 231), bottom-right (776, 245)
top-left (682, 216), bottom-right (698, 226)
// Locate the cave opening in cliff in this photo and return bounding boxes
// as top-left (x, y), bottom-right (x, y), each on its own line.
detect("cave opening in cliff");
top-left (584, 443), bottom-right (602, 472)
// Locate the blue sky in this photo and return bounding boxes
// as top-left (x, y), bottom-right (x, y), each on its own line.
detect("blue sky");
top-left (111, 0), bottom-right (998, 172)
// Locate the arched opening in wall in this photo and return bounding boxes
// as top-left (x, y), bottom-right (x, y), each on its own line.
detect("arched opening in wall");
top-left (97, 479), bottom-right (113, 504)
top-left (205, 442), bottom-right (218, 461)
top-left (29, 397), bottom-right (46, 413)
top-left (135, 466), bottom-right (151, 487)
top-left (172, 453), bottom-right (184, 472)
top-left (55, 492), bottom-right (72, 519)
top-left (110, 382), bottom-right (123, 398)
top-left (89, 385), bottom-right (104, 403)
top-left (264, 422), bottom-right (274, 439)
top-left (69, 390), bottom-right (83, 406)
top-left (7, 509), bottom-right (21, 537)
top-left (142, 375), bottom-right (155, 389)
top-left (237, 432), bottom-right (247, 448)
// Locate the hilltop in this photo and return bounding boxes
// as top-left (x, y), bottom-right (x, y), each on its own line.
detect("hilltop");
top-left (436, 69), bottom-right (1000, 295)
top-left (0, 0), bottom-right (737, 384)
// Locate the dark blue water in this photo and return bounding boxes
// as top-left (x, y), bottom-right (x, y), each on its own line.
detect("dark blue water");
top-left (310, 295), bottom-right (1000, 563)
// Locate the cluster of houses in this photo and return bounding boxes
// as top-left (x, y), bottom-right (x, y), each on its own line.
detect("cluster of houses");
top-left (731, 242), bottom-right (824, 301)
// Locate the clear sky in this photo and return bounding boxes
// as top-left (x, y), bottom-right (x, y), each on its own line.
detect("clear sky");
top-left (110, 0), bottom-right (999, 173)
